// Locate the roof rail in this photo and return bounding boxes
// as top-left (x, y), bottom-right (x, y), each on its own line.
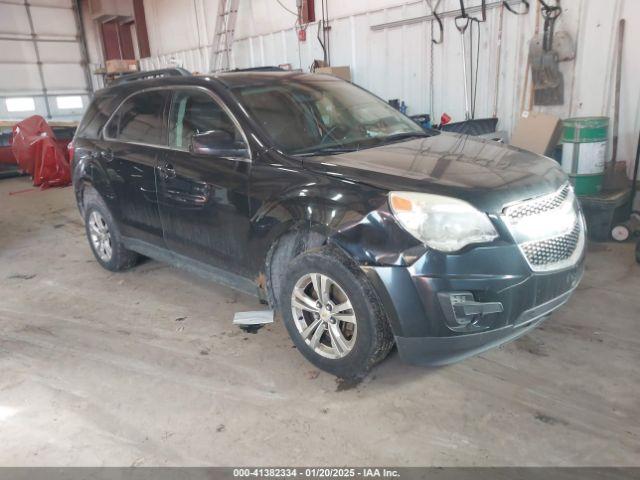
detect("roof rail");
top-left (110, 67), bottom-right (192, 86)
top-left (226, 66), bottom-right (285, 73)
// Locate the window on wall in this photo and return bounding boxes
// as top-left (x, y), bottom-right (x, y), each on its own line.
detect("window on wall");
top-left (6, 97), bottom-right (35, 112)
top-left (56, 96), bottom-right (83, 110)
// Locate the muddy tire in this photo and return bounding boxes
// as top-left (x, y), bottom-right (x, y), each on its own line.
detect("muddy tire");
top-left (83, 188), bottom-right (138, 272)
top-left (280, 247), bottom-right (394, 379)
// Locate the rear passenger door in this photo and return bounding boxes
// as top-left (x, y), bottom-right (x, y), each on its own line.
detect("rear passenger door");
top-left (101, 90), bottom-right (169, 245)
top-left (156, 87), bottom-right (252, 276)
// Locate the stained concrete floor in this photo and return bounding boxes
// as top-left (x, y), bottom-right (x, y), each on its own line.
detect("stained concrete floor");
top-left (0, 176), bottom-right (639, 466)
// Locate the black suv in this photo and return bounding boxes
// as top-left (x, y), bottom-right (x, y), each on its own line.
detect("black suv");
top-left (72, 70), bottom-right (585, 379)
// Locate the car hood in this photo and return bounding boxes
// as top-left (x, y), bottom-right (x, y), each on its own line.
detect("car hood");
top-left (301, 132), bottom-right (568, 213)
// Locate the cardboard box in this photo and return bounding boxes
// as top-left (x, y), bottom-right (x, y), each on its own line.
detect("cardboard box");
top-left (106, 59), bottom-right (139, 74)
top-left (510, 111), bottom-right (562, 156)
top-left (315, 66), bottom-right (351, 82)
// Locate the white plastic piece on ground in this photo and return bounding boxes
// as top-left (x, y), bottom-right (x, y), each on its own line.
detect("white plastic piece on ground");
top-left (233, 310), bottom-right (274, 326)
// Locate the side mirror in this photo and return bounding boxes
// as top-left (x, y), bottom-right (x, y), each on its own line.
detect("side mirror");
top-left (189, 130), bottom-right (249, 158)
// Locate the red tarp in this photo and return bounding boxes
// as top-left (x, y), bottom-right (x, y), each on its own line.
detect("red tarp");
top-left (11, 115), bottom-right (71, 188)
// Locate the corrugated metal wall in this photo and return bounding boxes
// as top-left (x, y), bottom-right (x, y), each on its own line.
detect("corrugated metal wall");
top-left (139, 0), bottom-right (639, 179)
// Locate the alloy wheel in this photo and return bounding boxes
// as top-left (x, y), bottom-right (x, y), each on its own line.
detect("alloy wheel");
top-left (88, 211), bottom-right (113, 262)
top-left (291, 273), bottom-right (357, 359)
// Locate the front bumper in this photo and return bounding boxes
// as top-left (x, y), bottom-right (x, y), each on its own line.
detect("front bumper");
top-left (363, 243), bottom-right (585, 366)
top-left (394, 286), bottom-right (576, 366)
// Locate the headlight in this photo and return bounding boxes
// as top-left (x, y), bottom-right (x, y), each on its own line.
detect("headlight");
top-left (389, 191), bottom-right (499, 252)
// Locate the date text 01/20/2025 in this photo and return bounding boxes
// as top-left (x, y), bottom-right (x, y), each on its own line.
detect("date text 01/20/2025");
top-left (232, 468), bottom-right (401, 478)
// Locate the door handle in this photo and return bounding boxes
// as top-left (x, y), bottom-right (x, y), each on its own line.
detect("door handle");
top-left (100, 149), bottom-right (114, 162)
top-left (158, 162), bottom-right (176, 179)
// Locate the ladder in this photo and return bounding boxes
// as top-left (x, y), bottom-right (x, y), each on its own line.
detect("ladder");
top-left (209, 0), bottom-right (240, 73)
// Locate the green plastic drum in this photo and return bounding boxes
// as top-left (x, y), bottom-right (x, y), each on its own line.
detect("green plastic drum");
top-left (561, 117), bottom-right (609, 195)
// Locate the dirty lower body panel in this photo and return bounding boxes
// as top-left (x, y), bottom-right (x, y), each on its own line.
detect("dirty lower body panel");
top-left (365, 258), bottom-right (585, 366)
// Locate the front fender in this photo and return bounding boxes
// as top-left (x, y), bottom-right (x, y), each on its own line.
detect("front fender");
top-left (250, 172), bottom-right (424, 270)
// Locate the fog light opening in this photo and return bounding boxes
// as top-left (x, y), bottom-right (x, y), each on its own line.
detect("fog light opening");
top-left (438, 291), bottom-right (504, 332)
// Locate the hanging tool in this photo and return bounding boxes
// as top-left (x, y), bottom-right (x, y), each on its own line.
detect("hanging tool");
top-left (504, 0), bottom-right (529, 15)
top-left (426, 0), bottom-right (443, 44)
top-left (425, 0), bottom-right (442, 122)
top-left (631, 132), bottom-right (640, 219)
top-left (610, 130), bottom-right (640, 242)
top-left (209, 0), bottom-right (240, 72)
top-left (454, 0), bottom-right (485, 120)
top-left (610, 19), bottom-right (625, 168)
top-left (529, 0), bottom-right (564, 105)
top-left (455, 12), bottom-right (471, 120)
top-left (316, 0), bottom-right (331, 66)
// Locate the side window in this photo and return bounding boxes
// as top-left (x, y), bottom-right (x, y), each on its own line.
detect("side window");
top-left (168, 90), bottom-right (244, 151)
top-left (105, 91), bottom-right (166, 145)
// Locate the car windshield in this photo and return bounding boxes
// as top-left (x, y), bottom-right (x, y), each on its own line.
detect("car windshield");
top-left (231, 76), bottom-right (427, 155)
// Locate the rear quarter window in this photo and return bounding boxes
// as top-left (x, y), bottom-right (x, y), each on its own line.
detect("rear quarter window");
top-left (75, 93), bottom-right (120, 140)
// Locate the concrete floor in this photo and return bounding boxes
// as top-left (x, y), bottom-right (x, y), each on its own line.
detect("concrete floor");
top-left (0, 176), bottom-right (639, 467)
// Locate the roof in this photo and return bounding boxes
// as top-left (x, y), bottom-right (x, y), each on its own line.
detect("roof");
top-left (97, 70), bottom-right (340, 98)
top-left (212, 71), bottom-right (337, 89)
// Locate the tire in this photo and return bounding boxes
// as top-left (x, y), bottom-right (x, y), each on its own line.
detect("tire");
top-left (636, 239), bottom-right (640, 264)
top-left (83, 188), bottom-right (139, 272)
top-left (280, 247), bottom-right (394, 379)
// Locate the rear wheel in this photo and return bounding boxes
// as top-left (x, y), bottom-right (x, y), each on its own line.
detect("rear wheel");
top-left (280, 247), bottom-right (394, 379)
top-left (87, 210), bottom-right (113, 263)
top-left (83, 189), bottom-right (139, 272)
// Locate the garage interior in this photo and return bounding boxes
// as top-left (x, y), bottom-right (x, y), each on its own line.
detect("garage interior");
top-left (1, 0), bottom-right (640, 470)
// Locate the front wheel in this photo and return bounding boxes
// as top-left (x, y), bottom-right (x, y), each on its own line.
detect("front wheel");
top-left (280, 247), bottom-right (394, 379)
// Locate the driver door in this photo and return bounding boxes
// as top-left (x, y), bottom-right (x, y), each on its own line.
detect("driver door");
top-left (156, 88), bottom-right (252, 276)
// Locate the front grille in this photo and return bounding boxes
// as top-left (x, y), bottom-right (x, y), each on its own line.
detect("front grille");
top-left (520, 221), bottom-right (581, 267)
top-left (505, 183), bottom-right (570, 221)
top-left (502, 183), bottom-right (585, 272)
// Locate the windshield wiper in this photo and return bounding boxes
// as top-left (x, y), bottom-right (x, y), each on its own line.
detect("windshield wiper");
top-left (295, 145), bottom-right (362, 156)
top-left (294, 132), bottom-right (430, 156)
top-left (377, 131), bottom-right (431, 144)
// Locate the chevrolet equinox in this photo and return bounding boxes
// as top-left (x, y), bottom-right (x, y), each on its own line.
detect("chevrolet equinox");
top-left (72, 70), bottom-right (585, 379)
